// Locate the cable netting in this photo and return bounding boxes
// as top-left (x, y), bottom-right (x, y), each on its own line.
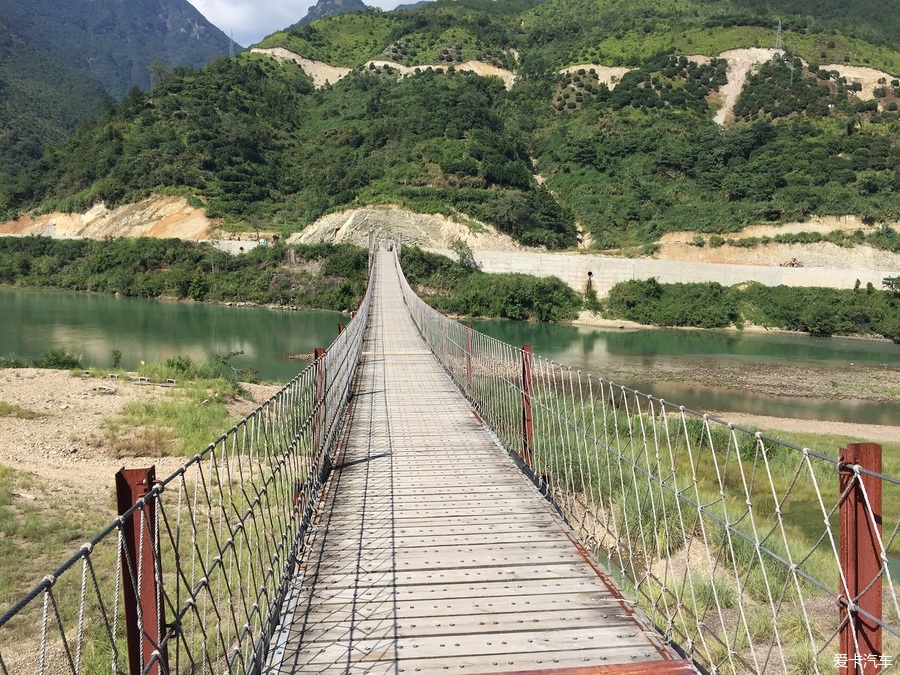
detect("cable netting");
top-left (0, 248), bottom-right (377, 675)
top-left (394, 248), bottom-right (900, 675)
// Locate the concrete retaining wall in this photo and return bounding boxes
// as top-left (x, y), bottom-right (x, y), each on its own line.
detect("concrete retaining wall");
top-left (427, 248), bottom-right (896, 297)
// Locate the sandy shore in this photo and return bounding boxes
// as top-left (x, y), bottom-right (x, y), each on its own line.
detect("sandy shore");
top-left (721, 413), bottom-right (900, 444)
top-left (0, 368), bottom-right (281, 503)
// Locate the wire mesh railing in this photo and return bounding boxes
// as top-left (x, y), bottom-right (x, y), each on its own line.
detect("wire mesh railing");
top-left (0, 245), bottom-right (377, 675)
top-left (394, 248), bottom-right (900, 675)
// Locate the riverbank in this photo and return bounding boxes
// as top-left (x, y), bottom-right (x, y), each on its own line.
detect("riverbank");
top-left (586, 357), bottom-right (900, 403)
top-left (572, 310), bottom-right (897, 344)
top-left (0, 368), bottom-right (282, 506)
top-left (1, 365), bottom-right (896, 495)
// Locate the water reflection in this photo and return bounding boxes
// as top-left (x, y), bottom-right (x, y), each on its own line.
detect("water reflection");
top-left (2, 287), bottom-right (349, 382)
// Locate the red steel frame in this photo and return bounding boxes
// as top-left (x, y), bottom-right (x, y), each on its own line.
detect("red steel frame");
top-left (116, 467), bottom-right (168, 675)
top-left (520, 344), bottom-right (534, 467)
top-left (839, 442), bottom-right (883, 675)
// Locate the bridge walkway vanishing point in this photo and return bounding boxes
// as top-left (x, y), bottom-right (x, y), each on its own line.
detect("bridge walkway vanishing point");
top-left (265, 249), bottom-right (696, 674)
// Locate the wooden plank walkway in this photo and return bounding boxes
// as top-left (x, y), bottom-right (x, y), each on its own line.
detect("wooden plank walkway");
top-left (266, 250), bottom-right (695, 674)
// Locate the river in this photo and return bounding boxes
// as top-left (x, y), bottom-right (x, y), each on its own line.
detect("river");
top-left (470, 318), bottom-right (900, 426)
top-left (3, 286), bottom-right (898, 425)
top-left (1, 286), bottom-right (348, 382)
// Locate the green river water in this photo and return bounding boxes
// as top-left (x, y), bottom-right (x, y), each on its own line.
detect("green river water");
top-left (2, 286), bottom-right (898, 425)
top-left (469, 318), bottom-right (900, 426)
top-left (1, 286), bottom-right (348, 382)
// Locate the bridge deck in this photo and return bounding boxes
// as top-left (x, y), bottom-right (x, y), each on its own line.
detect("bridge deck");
top-left (266, 250), bottom-right (695, 674)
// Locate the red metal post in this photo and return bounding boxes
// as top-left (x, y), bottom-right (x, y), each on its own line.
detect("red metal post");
top-left (520, 345), bottom-right (534, 467)
top-left (116, 467), bottom-right (168, 675)
top-left (314, 347), bottom-right (326, 451)
top-left (338, 323), bottom-right (345, 334)
top-left (839, 443), bottom-right (883, 675)
top-left (466, 324), bottom-right (473, 391)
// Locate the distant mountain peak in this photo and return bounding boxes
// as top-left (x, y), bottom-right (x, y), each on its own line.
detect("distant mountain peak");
top-left (0, 0), bottom-right (235, 97)
top-left (291, 0), bottom-right (369, 28)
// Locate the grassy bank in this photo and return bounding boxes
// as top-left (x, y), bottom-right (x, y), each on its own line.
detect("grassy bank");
top-left (605, 277), bottom-right (900, 341)
top-left (0, 236), bottom-right (369, 312)
top-left (400, 245), bottom-right (582, 321)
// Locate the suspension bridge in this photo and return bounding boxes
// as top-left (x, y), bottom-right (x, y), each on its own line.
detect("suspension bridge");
top-left (0, 241), bottom-right (896, 675)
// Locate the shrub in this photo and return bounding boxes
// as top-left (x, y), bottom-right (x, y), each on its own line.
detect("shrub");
top-left (32, 348), bottom-right (83, 370)
top-left (0, 353), bottom-right (30, 368)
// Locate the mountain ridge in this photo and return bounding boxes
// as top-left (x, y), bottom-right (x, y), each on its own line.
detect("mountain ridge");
top-left (289, 0), bottom-right (371, 30)
top-left (0, 0), bottom-right (235, 98)
top-left (1, 0), bottom-right (897, 252)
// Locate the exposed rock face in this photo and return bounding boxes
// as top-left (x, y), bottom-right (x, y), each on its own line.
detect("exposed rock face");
top-left (0, 196), bottom-right (212, 240)
top-left (0, 0), bottom-right (234, 97)
top-left (289, 206), bottom-right (528, 251)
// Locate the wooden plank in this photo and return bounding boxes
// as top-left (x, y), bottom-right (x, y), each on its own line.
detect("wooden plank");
top-left (290, 630), bottom-right (668, 664)
top-left (266, 249), bottom-right (694, 675)
top-left (301, 577), bottom-right (616, 604)
top-left (298, 607), bottom-right (640, 639)
top-left (300, 590), bottom-right (628, 615)
top-left (305, 563), bottom-right (615, 588)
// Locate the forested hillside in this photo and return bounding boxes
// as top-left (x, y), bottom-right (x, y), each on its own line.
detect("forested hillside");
top-left (2, 0), bottom-right (898, 250)
top-left (0, 0), bottom-right (237, 198)
top-left (0, 0), bottom-right (235, 98)
top-left (0, 21), bottom-right (108, 186)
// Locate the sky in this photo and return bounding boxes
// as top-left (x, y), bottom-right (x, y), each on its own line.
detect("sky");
top-left (188, 0), bottom-right (405, 48)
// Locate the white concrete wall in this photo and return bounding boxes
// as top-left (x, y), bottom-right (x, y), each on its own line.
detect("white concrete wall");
top-left (427, 248), bottom-right (895, 297)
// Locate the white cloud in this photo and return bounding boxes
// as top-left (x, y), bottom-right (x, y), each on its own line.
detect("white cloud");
top-left (187, 0), bottom-right (313, 47)
top-left (187, 0), bottom-right (410, 49)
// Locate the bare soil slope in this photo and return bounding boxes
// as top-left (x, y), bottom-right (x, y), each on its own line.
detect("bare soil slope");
top-left (290, 206), bottom-right (530, 251)
top-left (0, 196), bottom-right (213, 240)
top-left (657, 216), bottom-right (900, 270)
top-left (714, 47), bottom-right (781, 125)
top-left (251, 48), bottom-right (517, 89)
top-left (560, 64), bottom-right (632, 89)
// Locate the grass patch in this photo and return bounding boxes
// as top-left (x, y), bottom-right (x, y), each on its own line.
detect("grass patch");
top-left (0, 348), bottom-right (83, 370)
top-left (0, 352), bottom-right (29, 368)
top-left (0, 464), bottom-right (113, 644)
top-left (0, 401), bottom-right (45, 419)
top-left (105, 378), bottom-right (241, 457)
